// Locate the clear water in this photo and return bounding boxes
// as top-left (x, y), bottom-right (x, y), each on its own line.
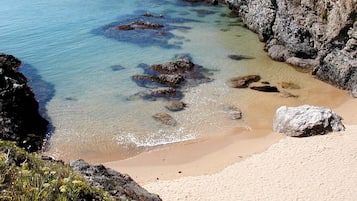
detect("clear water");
top-left (0, 0), bottom-right (345, 162)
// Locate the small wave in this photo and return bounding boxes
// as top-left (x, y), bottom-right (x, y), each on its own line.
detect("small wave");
top-left (114, 128), bottom-right (196, 147)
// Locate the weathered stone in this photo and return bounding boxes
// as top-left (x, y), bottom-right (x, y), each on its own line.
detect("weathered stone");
top-left (273, 105), bottom-right (345, 137)
top-left (152, 113), bottom-right (177, 126)
top-left (227, 75), bottom-right (261, 88)
top-left (70, 159), bottom-right (162, 201)
top-left (165, 101), bottom-right (187, 111)
top-left (250, 85), bottom-right (279, 92)
top-left (0, 54), bottom-right (49, 152)
top-left (225, 0), bottom-right (357, 93)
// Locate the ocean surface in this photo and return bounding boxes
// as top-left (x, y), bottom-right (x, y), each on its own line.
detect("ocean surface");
top-left (0, 0), bottom-right (343, 162)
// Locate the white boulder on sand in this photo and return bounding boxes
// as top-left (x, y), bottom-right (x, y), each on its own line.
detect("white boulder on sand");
top-left (273, 105), bottom-right (345, 137)
top-left (144, 126), bottom-right (357, 201)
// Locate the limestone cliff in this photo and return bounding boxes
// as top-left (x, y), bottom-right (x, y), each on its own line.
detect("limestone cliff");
top-left (225, 0), bottom-right (357, 94)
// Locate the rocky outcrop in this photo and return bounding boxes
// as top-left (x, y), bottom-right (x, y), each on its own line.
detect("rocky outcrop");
top-left (0, 54), bottom-right (49, 152)
top-left (225, 0), bottom-right (357, 93)
top-left (70, 159), bottom-right (162, 201)
top-left (131, 55), bottom-right (212, 101)
top-left (273, 105), bottom-right (345, 137)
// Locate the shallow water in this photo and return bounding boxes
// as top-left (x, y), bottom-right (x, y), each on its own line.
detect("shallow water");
top-left (0, 0), bottom-right (349, 162)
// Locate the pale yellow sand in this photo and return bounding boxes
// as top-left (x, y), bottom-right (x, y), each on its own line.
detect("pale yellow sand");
top-left (144, 124), bottom-right (357, 201)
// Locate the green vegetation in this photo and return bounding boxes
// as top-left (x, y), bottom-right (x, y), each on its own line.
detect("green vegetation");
top-left (0, 140), bottom-right (113, 201)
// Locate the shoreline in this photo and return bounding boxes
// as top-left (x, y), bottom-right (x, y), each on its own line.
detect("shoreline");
top-left (104, 96), bottom-right (357, 185)
top-left (144, 123), bottom-right (357, 200)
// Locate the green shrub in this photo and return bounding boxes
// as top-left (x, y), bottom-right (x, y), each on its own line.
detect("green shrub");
top-left (0, 140), bottom-right (114, 201)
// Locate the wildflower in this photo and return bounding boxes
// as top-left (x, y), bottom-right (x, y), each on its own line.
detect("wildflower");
top-left (59, 185), bottom-right (67, 193)
top-left (71, 180), bottom-right (83, 185)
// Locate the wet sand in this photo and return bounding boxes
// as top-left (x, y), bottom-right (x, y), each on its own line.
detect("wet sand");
top-left (104, 84), bottom-right (355, 185)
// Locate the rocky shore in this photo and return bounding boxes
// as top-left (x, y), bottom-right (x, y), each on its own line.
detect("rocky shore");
top-left (0, 54), bottom-right (49, 152)
top-left (225, 0), bottom-right (357, 95)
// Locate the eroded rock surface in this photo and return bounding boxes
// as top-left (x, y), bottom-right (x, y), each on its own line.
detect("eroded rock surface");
top-left (273, 105), bottom-right (345, 137)
top-left (225, 0), bottom-right (357, 92)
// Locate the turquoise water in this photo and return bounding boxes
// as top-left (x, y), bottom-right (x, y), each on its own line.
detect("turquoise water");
top-left (0, 0), bottom-right (323, 161)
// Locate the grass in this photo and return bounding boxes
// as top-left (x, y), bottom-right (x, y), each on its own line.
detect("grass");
top-left (0, 140), bottom-right (114, 201)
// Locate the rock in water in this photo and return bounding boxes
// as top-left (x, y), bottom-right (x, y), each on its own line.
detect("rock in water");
top-left (165, 101), bottom-right (187, 111)
top-left (152, 112), bottom-right (177, 126)
top-left (0, 54), bottom-right (49, 151)
top-left (70, 159), bottom-right (162, 201)
top-left (273, 105), bottom-right (345, 137)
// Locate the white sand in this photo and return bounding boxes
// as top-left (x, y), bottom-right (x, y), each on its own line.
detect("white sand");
top-left (144, 125), bottom-right (357, 201)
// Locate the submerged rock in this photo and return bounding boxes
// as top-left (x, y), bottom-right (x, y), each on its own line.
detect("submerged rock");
top-left (250, 85), bottom-right (279, 92)
top-left (152, 112), bottom-right (177, 126)
top-left (227, 75), bottom-right (261, 88)
top-left (70, 159), bottom-right (162, 201)
top-left (280, 82), bottom-right (301, 89)
top-left (131, 56), bottom-right (212, 101)
top-left (0, 54), bottom-right (49, 152)
top-left (128, 88), bottom-right (184, 101)
top-left (273, 105), bottom-right (345, 137)
top-left (165, 101), bottom-right (187, 111)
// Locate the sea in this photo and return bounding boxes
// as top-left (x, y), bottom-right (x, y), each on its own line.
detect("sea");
top-left (0, 0), bottom-right (345, 162)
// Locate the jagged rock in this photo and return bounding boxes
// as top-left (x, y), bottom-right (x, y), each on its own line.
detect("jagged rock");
top-left (227, 75), bottom-right (261, 88)
top-left (250, 85), bottom-right (279, 92)
top-left (225, 0), bottom-right (357, 93)
top-left (70, 159), bottom-right (162, 201)
top-left (165, 101), bottom-right (187, 111)
top-left (0, 54), bottom-right (49, 152)
top-left (152, 113), bottom-right (177, 126)
top-left (273, 105), bottom-right (345, 137)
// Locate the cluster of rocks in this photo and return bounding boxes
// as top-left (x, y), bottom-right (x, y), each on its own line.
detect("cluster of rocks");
top-left (94, 12), bottom-right (192, 49)
top-left (70, 159), bottom-right (162, 201)
top-left (225, 0), bottom-right (357, 96)
top-left (131, 55), bottom-right (212, 125)
top-left (0, 54), bottom-right (49, 152)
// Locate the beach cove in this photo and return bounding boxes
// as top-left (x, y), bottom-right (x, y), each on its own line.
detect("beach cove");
top-left (0, 0), bottom-right (356, 200)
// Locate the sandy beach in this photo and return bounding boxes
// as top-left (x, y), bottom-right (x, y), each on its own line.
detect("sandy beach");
top-left (105, 96), bottom-right (357, 200)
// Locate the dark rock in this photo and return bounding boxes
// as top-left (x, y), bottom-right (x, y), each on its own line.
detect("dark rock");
top-left (250, 85), bottom-right (280, 92)
top-left (273, 105), bottom-right (345, 137)
top-left (117, 21), bottom-right (164, 31)
top-left (227, 75), bottom-right (261, 88)
top-left (152, 113), bottom-right (177, 126)
top-left (133, 57), bottom-right (212, 92)
top-left (110, 65), bottom-right (125, 71)
top-left (165, 101), bottom-right (187, 111)
top-left (128, 88), bottom-right (184, 101)
top-left (228, 54), bottom-right (254, 60)
top-left (0, 54), bottom-right (49, 152)
top-left (70, 159), bottom-right (162, 201)
top-left (132, 74), bottom-right (185, 87)
top-left (93, 12), bottom-right (195, 49)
